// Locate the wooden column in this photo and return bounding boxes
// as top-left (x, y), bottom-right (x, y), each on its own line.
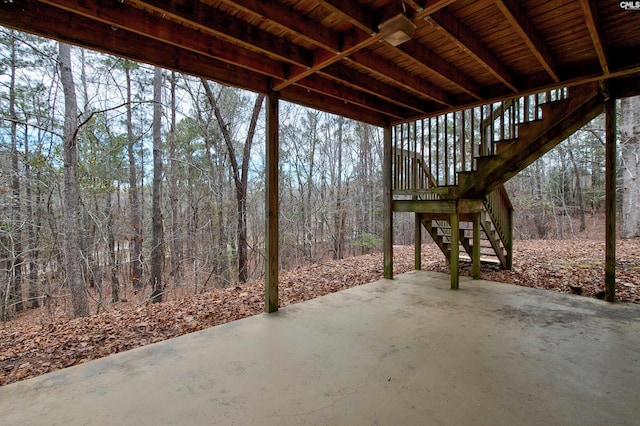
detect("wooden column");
top-left (383, 124), bottom-right (393, 279)
top-left (265, 91), bottom-right (279, 313)
top-left (415, 213), bottom-right (422, 270)
top-left (450, 212), bottom-right (459, 289)
top-left (472, 212), bottom-right (481, 280)
top-left (605, 97), bottom-right (616, 302)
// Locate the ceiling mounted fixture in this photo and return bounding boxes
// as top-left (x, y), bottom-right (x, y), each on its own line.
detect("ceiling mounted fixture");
top-left (378, 13), bottom-right (416, 46)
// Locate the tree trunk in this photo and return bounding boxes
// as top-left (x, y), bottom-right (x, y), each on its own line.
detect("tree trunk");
top-left (333, 117), bottom-right (345, 260)
top-left (9, 33), bottom-right (23, 312)
top-left (150, 67), bottom-right (164, 303)
top-left (201, 80), bottom-right (263, 283)
top-left (126, 67), bottom-right (143, 291)
top-left (567, 145), bottom-right (586, 232)
top-left (168, 72), bottom-right (182, 287)
top-left (58, 42), bottom-right (89, 317)
top-left (621, 96), bottom-right (640, 238)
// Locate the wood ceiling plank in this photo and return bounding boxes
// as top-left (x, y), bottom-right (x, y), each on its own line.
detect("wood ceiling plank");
top-left (0, 0), bottom-right (270, 93)
top-left (315, 0), bottom-right (383, 34)
top-left (495, 0), bottom-right (559, 81)
top-left (398, 40), bottom-right (484, 99)
top-left (296, 73), bottom-right (414, 118)
top-left (428, 7), bottom-right (520, 92)
top-left (222, 0), bottom-right (342, 53)
top-left (38, 0), bottom-right (291, 81)
top-left (281, 84), bottom-right (386, 126)
top-left (350, 50), bottom-right (456, 107)
top-left (321, 62), bottom-right (435, 113)
top-left (579, 0), bottom-right (609, 74)
top-left (417, 0), bottom-right (458, 18)
top-left (129, 0), bottom-right (313, 68)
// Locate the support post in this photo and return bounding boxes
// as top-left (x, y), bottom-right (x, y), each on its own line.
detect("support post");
top-left (605, 96), bottom-right (616, 302)
top-left (383, 123), bottom-right (393, 279)
top-left (506, 206), bottom-right (513, 270)
top-left (415, 213), bottom-right (422, 270)
top-left (450, 212), bottom-right (459, 289)
top-left (265, 91), bottom-right (279, 312)
top-left (472, 212), bottom-right (481, 280)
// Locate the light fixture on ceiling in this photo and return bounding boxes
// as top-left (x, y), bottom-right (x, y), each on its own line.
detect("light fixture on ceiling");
top-left (378, 12), bottom-right (416, 47)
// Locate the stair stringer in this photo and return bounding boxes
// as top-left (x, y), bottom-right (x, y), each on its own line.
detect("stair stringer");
top-left (454, 83), bottom-right (605, 199)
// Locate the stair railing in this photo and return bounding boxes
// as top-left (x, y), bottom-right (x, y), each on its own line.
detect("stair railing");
top-left (484, 185), bottom-right (513, 269)
top-left (392, 88), bottom-right (568, 193)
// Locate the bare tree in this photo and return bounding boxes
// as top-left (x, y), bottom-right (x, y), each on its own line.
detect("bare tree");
top-left (150, 67), bottom-right (164, 302)
top-left (58, 42), bottom-right (88, 317)
top-left (621, 96), bottom-right (640, 238)
top-left (201, 80), bottom-right (264, 283)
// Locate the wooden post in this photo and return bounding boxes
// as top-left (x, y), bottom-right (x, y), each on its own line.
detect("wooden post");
top-left (383, 123), bottom-right (393, 279)
top-left (450, 212), bottom-right (459, 289)
top-left (415, 212), bottom-right (422, 270)
top-left (506, 206), bottom-right (513, 270)
top-left (265, 91), bottom-right (279, 312)
top-left (472, 212), bottom-right (480, 280)
top-left (605, 96), bottom-right (616, 302)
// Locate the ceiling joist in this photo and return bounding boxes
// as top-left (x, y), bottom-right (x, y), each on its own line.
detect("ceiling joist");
top-left (495, 0), bottom-right (560, 82)
top-left (1, 0), bottom-right (638, 125)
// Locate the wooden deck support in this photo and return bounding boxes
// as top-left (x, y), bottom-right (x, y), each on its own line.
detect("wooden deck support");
top-left (605, 95), bottom-right (616, 302)
top-left (472, 213), bottom-right (481, 280)
top-left (415, 213), bottom-right (422, 271)
top-left (265, 91), bottom-right (280, 313)
top-left (450, 212), bottom-right (460, 289)
top-left (383, 124), bottom-right (393, 279)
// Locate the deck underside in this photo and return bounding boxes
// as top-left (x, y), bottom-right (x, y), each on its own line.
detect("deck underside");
top-left (1, 271), bottom-right (639, 425)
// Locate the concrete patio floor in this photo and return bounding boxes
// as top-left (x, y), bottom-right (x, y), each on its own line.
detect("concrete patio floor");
top-left (1, 271), bottom-right (639, 425)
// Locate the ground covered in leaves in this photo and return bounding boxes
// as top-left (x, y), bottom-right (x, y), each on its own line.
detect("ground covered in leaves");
top-left (1, 239), bottom-right (639, 386)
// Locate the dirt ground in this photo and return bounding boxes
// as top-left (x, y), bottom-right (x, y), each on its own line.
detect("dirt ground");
top-left (1, 239), bottom-right (638, 386)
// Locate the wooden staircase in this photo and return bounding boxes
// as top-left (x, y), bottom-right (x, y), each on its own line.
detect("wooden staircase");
top-left (393, 82), bottom-right (605, 279)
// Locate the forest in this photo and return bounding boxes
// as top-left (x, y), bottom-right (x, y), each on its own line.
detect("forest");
top-left (1, 29), bottom-right (640, 322)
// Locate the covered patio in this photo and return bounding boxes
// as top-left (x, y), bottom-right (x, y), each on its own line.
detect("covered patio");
top-left (1, 271), bottom-right (638, 425)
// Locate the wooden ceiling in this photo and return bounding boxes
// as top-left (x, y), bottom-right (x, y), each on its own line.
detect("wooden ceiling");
top-left (2, 0), bottom-right (639, 126)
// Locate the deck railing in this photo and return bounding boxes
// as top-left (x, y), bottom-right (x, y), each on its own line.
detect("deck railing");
top-left (393, 88), bottom-right (567, 190)
top-left (484, 185), bottom-right (513, 268)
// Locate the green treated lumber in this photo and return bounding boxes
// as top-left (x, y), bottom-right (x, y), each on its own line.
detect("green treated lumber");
top-left (605, 96), bottom-right (616, 302)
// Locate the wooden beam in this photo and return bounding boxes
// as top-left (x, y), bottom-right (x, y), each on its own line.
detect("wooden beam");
top-left (292, 74), bottom-right (411, 119)
top-left (472, 213), bottom-right (480, 280)
top-left (223, 0), bottom-right (342, 53)
top-left (417, 0), bottom-right (458, 18)
top-left (281, 85), bottom-right (387, 127)
top-left (349, 51), bottom-right (455, 107)
top-left (129, 0), bottom-right (313, 68)
top-left (415, 213), bottom-right (422, 270)
top-left (0, 1), bottom-right (271, 93)
top-left (495, 0), bottom-right (559, 82)
top-left (383, 124), bottom-right (393, 279)
top-left (450, 212), bottom-right (460, 289)
top-left (316, 0), bottom-right (383, 34)
top-left (39, 0), bottom-right (291, 80)
top-left (321, 62), bottom-right (436, 113)
top-left (399, 41), bottom-right (484, 100)
top-left (393, 199), bottom-right (483, 214)
top-left (272, 31), bottom-right (384, 91)
top-left (605, 94), bottom-right (616, 303)
top-left (265, 91), bottom-right (280, 313)
top-left (427, 8), bottom-right (520, 92)
top-left (579, 0), bottom-right (610, 75)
